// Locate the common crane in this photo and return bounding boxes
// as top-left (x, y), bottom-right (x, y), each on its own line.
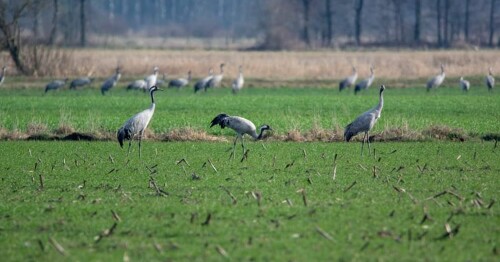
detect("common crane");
top-left (344, 85), bottom-right (385, 156)
top-left (459, 76), bottom-right (470, 92)
top-left (354, 66), bottom-right (375, 95)
top-left (101, 67), bottom-right (121, 95)
top-left (70, 77), bottom-right (94, 89)
top-left (486, 67), bottom-right (495, 91)
top-left (44, 78), bottom-right (68, 93)
top-left (194, 68), bottom-right (214, 93)
top-left (117, 86), bottom-right (162, 158)
top-left (145, 66), bottom-right (159, 89)
top-left (156, 73), bottom-right (167, 87)
top-left (206, 63), bottom-right (225, 89)
top-left (339, 66), bottom-right (358, 92)
top-left (426, 64), bottom-right (445, 91)
top-left (168, 70), bottom-right (191, 88)
top-left (126, 79), bottom-right (147, 92)
top-left (232, 65), bottom-right (244, 94)
top-left (0, 66), bottom-right (6, 86)
top-left (210, 113), bottom-right (272, 159)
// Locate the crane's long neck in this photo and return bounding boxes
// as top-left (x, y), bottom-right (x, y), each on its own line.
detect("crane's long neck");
top-left (377, 89), bottom-right (384, 111)
top-left (150, 90), bottom-right (157, 104)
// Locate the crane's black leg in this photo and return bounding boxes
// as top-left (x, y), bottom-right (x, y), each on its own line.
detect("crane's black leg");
top-left (360, 132), bottom-right (367, 156)
top-left (367, 131), bottom-right (371, 155)
top-left (229, 135), bottom-right (238, 160)
top-left (241, 136), bottom-right (246, 156)
top-left (127, 139), bottom-right (132, 156)
top-left (138, 132), bottom-right (143, 159)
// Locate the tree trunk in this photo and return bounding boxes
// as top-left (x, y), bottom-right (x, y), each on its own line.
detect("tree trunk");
top-left (33, 0), bottom-right (41, 41)
top-left (489, 0), bottom-right (497, 47)
top-left (80, 0), bottom-right (86, 47)
top-left (324, 0), bottom-right (333, 47)
top-left (49, 0), bottom-right (58, 45)
top-left (355, 0), bottom-right (364, 46)
top-left (444, 0), bottom-right (450, 47)
top-left (301, 0), bottom-right (311, 47)
top-left (414, 0), bottom-right (421, 43)
top-left (464, 0), bottom-right (470, 42)
top-left (437, 0), bottom-right (442, 47)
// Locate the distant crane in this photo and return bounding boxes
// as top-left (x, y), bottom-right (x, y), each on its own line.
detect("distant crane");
top-left (126, 79), bottom-right (147, 92)
top-left (232, 65), bottom-right (244, 94)
top-left (354, 66), bottom-right (375, 95)
top-left (426, 64), bottom-right (445, 91)
top-left (339, 66), bottom-right (358, 92)
top-left (486, 67), bottom-right (495, 91)
top-left (156, 73), bottom-right (168, 87)
top-left (101, 67), bottom-right (122, 95)
top-left (117, 86), bottom-right (162, 158)
top-left (44, 78), bottom-right (68, 93)
top-left (70, 77), bottom-right (94, 89)
top-left (0, 66), bottom-right (7, 86)
top-left (145, 66), bottom-right (159, 89)
top-left (206, 63), bottom-right (225, 89)
top-left (459, 76), bottom-right (470, 92)
top-left (344, 85), bottom-right (385, 156)
top-left (210, 113), bottom-right (272, 159)
top-left (169, 70), bottom-right (191, 88)
top-left (194, 68), bottom-right (214, 93)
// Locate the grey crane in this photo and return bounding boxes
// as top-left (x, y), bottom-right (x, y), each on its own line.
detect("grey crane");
top-left (344, 85), bottom-right (385, 156)
top-left (145, 66), bottom-right (159, 89)
top-left (232, 65), bottom-right (244, 94)
top-left (117, 86), bottom-right (162, 158)
top-left (354, 66), bottom-right (375, 95)
top-left (0, 66), bottom-right (6, 86)
top-left (169, 70), bottom-right (191, 88)
top-left (426, 64), bottom-right (445, 91)
top-left (485, 67), bottom-right (495, 91)
top-left (206, 63), bottom-right (225, 89)
top-left (156, 73), bottom-right (168, 87)
top-left (44, 78), bottom-right (68, 93)
top-left (459, 76), bottom-right (470, 92)
top-left (339, 66), bottom-right (358, 92)
top-left (210, 113), bottom-right (272, 159)
top-left (101, 67), bottom-right (122, 95)
top-left (126, 79), bottom-right (147, 92)
top-left (194, 68), bottom-right (214, 93)
top-left (70, 77), bottom-right (94, 89)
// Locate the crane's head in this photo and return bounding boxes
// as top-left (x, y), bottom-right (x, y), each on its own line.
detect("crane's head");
top-left (440, 64), bottom-right (445, 73)
top-left (460, 76), bottom-right (464, 81)
top-left (260, 125), bottom-right (272, 133)
top-left (149, 85), bottom-right (162, 93)
top-left (352, 66), bottom-right (357, 73)
top-left (488, 67), bottom-right (493, 75)
top-left (153, 66), bottom-right (159, 73)
top-left (379, 85), bottom-right (385, 93)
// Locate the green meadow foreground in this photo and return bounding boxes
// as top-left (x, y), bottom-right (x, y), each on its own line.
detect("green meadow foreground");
top-left (0, 141), bottom-right (498, 260)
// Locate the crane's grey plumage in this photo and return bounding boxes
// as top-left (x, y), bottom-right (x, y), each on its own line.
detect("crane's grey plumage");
top-left (44, 78), bottom-right (68, 93)
top-left (426, 64), bottom-right (445, 91)
top-left (339, 66), bottom-right (358, 92)
top-left (194, 68), bottom-right (214, 93)
top-left (169, 70), bottom-right (191, 88)
top-left (210, 113), bottom-right (272, 159)
top-left (486, 67), bottom-right (495, 91)
top-left (117, 86), bottom-right (162, 158)
top-left (101, 67), bottom-right (121, 95)
top-left (127, 79), bottom-right (148, 91)
top-left (232, 65), bottom-right (244, 94)
top-left (156, 73), bottom-right (167, 87)
top-left (459, 76), bottom-right (470, 92)
top-left (70, 77), bottom-right (94, 89)
top-left (354, 66), bottom-right (375, 94)
top-left (145, 66), bottom-right (159, 89)
top-left (206, 63), bottom-right (225, 89)
top-left (344, 85), bottom-right (385, 155)
top-left (0, 66), bottom-right (7, 86)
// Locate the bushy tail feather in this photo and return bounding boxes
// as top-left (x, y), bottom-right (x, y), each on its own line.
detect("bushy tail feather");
top-left (354, 84), bottom-right (361, 94)
top-left (339, 80), bottom-right (347, 91)
top-left (210, 113), bottom-right (229, 128)
top-left (117, 127), bottom-right (132, 148)
top-left (344, 123), bottom-right (355, 142)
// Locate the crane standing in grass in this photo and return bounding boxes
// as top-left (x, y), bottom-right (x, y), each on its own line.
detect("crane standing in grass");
top-left (117, 86), bottom-right (162, 158)
top-left (169, 70), bottom-right (191, 88)
top-left (194, 68), bottom-right (214, 93)
top-left (354, 66), bottom-right (375, 94)
top-left (126, 79), bottom-right (147, 91)
top-left (426, 64), bottom-right (445, 91)
top-left (344, 85), bottom-right (385, 156)
top-left (210, 113), bottom-right (272, 159)
top-left (339, 66), bottom-right (358, 92)
top-left (101, 67), bottom-right (121, 95)
top-left (232, 65), bottom-right (244, 94)
top-left (44, 78), bottom-right (68, 93)
top-left (70, 77), bottom-right (94, 89)
top-left (206, 63), bottom-right (225, 89)
top-left (486, 67), bottom-right (495, 91)
top-left (0, 66), bottom-right (6, 86)
top-left (145, 66), bottom-right (159, 89)
top-left (459, 76), bottom-right (470, 92)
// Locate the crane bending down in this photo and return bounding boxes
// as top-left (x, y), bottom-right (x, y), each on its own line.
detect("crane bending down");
top-left (210, 113), bottom-right (272, 159)
top-left (354, 66), bottom-right (375, 94)
top-left (117, 86), bottom-right (162, 158)
top-left (232, 65), bottom-right (244, 94)
top-left (194, 68), bottom-right (214, 93)
top-left (45, 78), bottom-right (68, 93)
top-left (426, 64), bottom-right (445, 91)
top-left (101, 67), bottom-right (121, 95)
top-left (486, 67), bottom-right (495, 91)
top-left (459, 76), bottom-right (470, 92)
top-left (127, 79), bottom-right (148, 91)
top-left (339, 66), bottom-right (358, 92)
top-left (0, 66), bottom-right (7, 86)
top-left (169, 70), bottom-right (191, 88)
top-left (344, 85), bottom-right (385, 156)
top-left (70, 77), bottom-right (94, 89)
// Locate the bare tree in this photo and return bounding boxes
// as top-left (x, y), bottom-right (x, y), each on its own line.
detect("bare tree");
top-left (300, 0), bottom-right (311, 47)
top-left (49, 0), bottom-right (59, 45)
top-left (464, 0), bottom-right (470, 42)
top-left (414, 0), bottom-right (421, 43)
top-left (80, 0), bottom-right (86, 47)
top-left (324, 0), bottom-right (333, 46)
top-left (489, 0), bottom-right (497, 47)
top-left (436, 0), bottom-right (442, 47)
top-left (443, 0), bottom-right (450, 46)
top-left (355, 0), bottom-right (364, 45)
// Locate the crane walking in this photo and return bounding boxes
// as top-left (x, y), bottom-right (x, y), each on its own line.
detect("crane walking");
top-left (354, 66), bottom-right (375, 94)
top-left (145, 66), bottom-right (159, 89)
top-left (339, 66), bottom-right (358, 92)
top-left (344, 85), bottom-right (385, 156)
top-left (210, 113), bottom-right (272, 159)
top-left (101, 67), bottom-right (121, 95)
top-left (117, 86), bottom-right (162, 158)
top-left (206, 63), bottom-right (225, 89)
top-left (426, 64), bottom-right (445, 91)
top-left (232, 65), bottom-right (244, 94)
top-left (194, 68), bottom-right (214, 93)
top-left (169, 70), bottom-right (191, 88)
top-left (44, 78), bottom-right (68, 93)
top-left (459, 76), bottom-right (470, 92)
top-left (70, 77), bottom-right (94, 89)
top-left (486, 67), bottom-right (495, 91)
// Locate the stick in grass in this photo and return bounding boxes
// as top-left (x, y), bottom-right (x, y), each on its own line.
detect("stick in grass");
top-left (315, 226), bottom-right (333, 241)
top-left (208, 159), bottom-right (218, 173)
top-left (48, 237), bottom-right (67, 256)
top-left (343, 181), bottom-right (357, 192)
